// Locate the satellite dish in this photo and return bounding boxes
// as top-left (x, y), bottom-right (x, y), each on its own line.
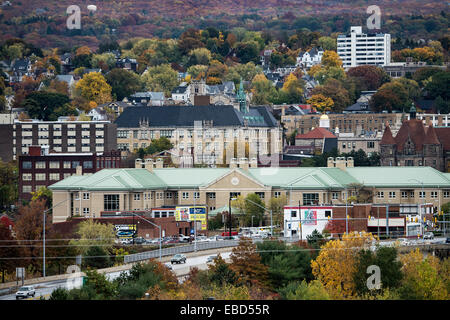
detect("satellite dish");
top-left (87, 5), bottom-right (97, 12)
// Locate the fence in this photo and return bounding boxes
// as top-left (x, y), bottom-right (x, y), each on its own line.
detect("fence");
top-left (124, 240), bottom-right (240, 264)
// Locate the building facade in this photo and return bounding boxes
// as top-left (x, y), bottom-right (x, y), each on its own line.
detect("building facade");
top-left (115, 105), bottom-right (282, 166)
top-left (19, 145), bottom-right (121, 202)
top-left (337, 26), bottom-right (391, 69)
top-left (48, 158), bottom-right (450, 226)
top-left (11, 120), bottom-right (117, 160)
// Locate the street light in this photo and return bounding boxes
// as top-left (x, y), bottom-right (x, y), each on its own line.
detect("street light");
top-left (251, 215), bottom-right (255, 228)
top-left (123, 212), bottom-right (162, 261)
top-left (228, 196), bottom-right (237, 239)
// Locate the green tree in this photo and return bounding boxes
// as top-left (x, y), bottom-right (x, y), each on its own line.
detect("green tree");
top-left (208, 254), bottom-right (239, 286)
top-left (278, 280), bottom-right (330, 300)
top-left (242, 193), bottom-right (265, 227)
top-left (69, 219), bottom-right (116, 255)
top-left (141, 64), bottom-right (179, 97)
top-left (105, 68), bottom-right (143, 101)
top-left (317, 36), bottom-right (337, 51)
top-left (23, 91), bottom-right (72, 121)
top-left (82, 246), bottom-right (112, 270)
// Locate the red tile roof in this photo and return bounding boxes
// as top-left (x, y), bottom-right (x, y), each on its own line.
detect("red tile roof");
top-left (380, 125), bottom-right (396, 145)
top-left (435, 127), bottom-right (450, 151)
top-left (423, 125), bottom-right (440, 145)
top-left (394, 119), bottom-right (426, 152)
top-left (295, 127), bottom-right (336, 139)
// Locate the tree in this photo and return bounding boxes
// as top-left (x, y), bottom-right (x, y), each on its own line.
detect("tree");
top-left (83, 246), bottom-right (112, 269)
top-left (353, 247), bottom-right (402, 297)
top-left (229, 237), bottom-right (269, 287)
top-left (141, 64), bottom-right (179, 97)
top-left (307, 94), bottom-right (334, 113)
top-left (257, 240), bottom-right (313, 289)
top-left (347, 65), bottom-right (389, 91)
top-left (315, 66), bottom-right (346, 84)
top-left (23, 91), bottom-right (71, 121)
top-left (69, 219), bottom-right (115, 255)
top-left (0, 219), bottom-right (21, 282)
top-left (317, 36), bottom-right (336, 51)
top-left (46, 79), bottom-right (70, 96)
top-left (234, 41), bottom-right (259, 64)
top-left (75, 72), bottom-right (112, 105)
top-left (187, 48), bottom-right (212, 66)
top-left (105, 68), bottom-right (142, 101)
top-left (424, 71), bottom-right (450, 100)
top-left (187, 64), bottom-right (208, 80)
top-left (177, 28), bottom-right (205, 56)
top-left (14, 199), bottom-right (50, 272)
top-left (91, 53), bottom-right (117, 72)
top-left (278, 280), bottom-right (330, 300)
top-left (321, 50), bottom-right (342, 68)
top-left (398, 249), bottom-right (448, 300)
top-left (31, 186), bottom-right (52, 208)
top-left (281, 73), bottom-right (304, 104)
top-left (311, 231), bottom-right (375, 299)
top-left (268, 195), bottom-right (287, 229)
top-left (311, 79), bottom-right (351, 112)
top-left (208, 254), bottom-right (239, 286)
top-left (138, 137), bottom-right (174, 156)
top-left (0, 161), bottom-right (18, 209)
top-left (369, 81), bottom-right (409, 112)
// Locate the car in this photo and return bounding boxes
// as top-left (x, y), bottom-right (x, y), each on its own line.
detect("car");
top-left (119, 238), bottom-right (132, 245)
top-left (171, 254), bottom-right (186, 264)
top-left (446, 237), bottom-right (450, 244)
top-left (423, 232), bottom-right (434, 240)
top-left (164, 263), bottom-right (173, 270)
top-left (206, 255), bottom-right (218, 264)
top-left (133, 237), bottom-right (146, 244)
top-left (396, 238), bottom-right (410, 246)
top-left (15, 286), bottom-right (35, 299)
top-left (178, 235), bottom-right (190, 243)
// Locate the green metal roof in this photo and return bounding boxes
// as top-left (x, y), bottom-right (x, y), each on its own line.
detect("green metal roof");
top-left (48, 166), bottom-right (450, 191)
top-left (345, 167), bottom-right (450, 188)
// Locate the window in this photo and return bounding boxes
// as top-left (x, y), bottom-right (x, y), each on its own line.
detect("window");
top-left (22, 173), bottom-right (32, 181)
top-left (104, 194), bottom-right (119, 211)
top-left (64, 161), bottom-right (71, 169)
top-left (83, 193), bottom-right (90, 200)
top-left (325, 210), bottom-right (332, 218)
top-left (332, 192), bottom-right (339, 200)
top-left (389, 191), bottom-right (396, 199)
top-left (83, 161), bottom-right (93, 169)
top-left (49, 173), bottom-right (60, 181)
top-left (22, 185), bottom-right (32, 193)
top-left (35, 173), bottom-right (46, 181)
top-left (154, 211), bottom-right (160, 218)
top-left (166, 192), bottom-right (173, 199)
top-left (22, 161), bottom-right (32, 169)
top-left (431, 191), bottom-right (438, 199)
top-left (444, 191), bottom-right (450, 198)
top-left (419, 191), bottom-right (425, 199)
top-left (194, 192), bottom-right (200, 199)
top-left (83, 208), bottom-right (90, 216)
top-left (72, 161), bottom-right (80, 169)
top-left (134, 193), bottom-right (141, 201)
top-left (377, 192), bottom-right (384, 198)
top-left (367, 141), bottom-right (375, 149)
top-left (256, 192), bottom-right (265, 199)
top-left (401, 191), bottom-right (408, 198)
top-left (208, 193), bottom-right (216, 199)
top-left (274, 191), bottom-right (281, 198)
top-left (36, 161), bottom-right (46, 169)
top-left (291, 210), bottom-right (297, 218)
top-left (49, 161), bottom-right (60, 169)
top-left (156, 192), bottom-right (163, 200)
top-left (161, 211), bottom-right (167, 218)
top-left (182, 192), bottom-right (189, 199)
top-left (303, 193), bottom-right (319, 205)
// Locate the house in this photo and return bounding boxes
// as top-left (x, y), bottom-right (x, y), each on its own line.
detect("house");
top-left (116, 58), bottom-right (138, 72)
top-left (295, 114), bottom-right (337, 154)
top-left (259, 49), bottom-right (273, 69)
top-left (276, 65), bottom-right (297, 77)
top-left (88, 107), bottom-right (109, 121)
top-left (129, 92), bottom-right (165, 106)
top-left (60, 53), bottom-right (74, 73)
top-left (171, 83), bottom-right (190, 103)
top-left (97, 101), bottom-right (131, 117)
top-left (296, 47), bottom-right (324, 68)
top-left (9, 59), bottom-right (32, 83)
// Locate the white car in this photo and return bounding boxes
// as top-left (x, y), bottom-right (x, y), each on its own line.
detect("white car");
top-left (396, 238), bottom-right (410, 246)
top-left (16, 286), bottom-right (35, 299)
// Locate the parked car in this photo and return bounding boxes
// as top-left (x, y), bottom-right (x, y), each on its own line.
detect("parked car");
top-left (179, 235), bottom-right (190, 243)
top-left (15, 286), bottom-right (35, 299)
top-left (423, 232), bottom-right (434, 240)
top-left (446, 238), bottom-right (450, 244)
top-left (171, 254), bottom-right (186, 264)
top-left (164, 263), bottom-right (173, 270)
top-left (133, 237), bottom-right (146, 244)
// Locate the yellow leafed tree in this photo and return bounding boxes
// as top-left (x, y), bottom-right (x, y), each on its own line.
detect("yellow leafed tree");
top-left (75, 72), bottom-right (112, 105)
top-left (311, 231), bottom-right (375, 299)
top-left (307, 94), bottom-right (334, 113)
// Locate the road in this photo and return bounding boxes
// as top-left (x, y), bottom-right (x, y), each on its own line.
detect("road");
top-left (0, 251), bottom-right (231, 300)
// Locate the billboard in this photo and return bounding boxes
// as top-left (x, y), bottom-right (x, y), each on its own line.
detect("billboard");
top-left (176, 206), bottom-right (207, 230)
top-left (303, 209), bottom-right (317, 225)
top-left (114, 224), bottom-right (136, 239)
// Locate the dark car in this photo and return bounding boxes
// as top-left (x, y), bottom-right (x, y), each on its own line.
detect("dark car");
top-left (133, 237), bottom-right (146, 244)
top-left (170, 254), bottom-right (186, 264)
top-left (446, 238), bottom-right (450, 244)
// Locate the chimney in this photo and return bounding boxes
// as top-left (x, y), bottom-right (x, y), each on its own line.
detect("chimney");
top-left (335, 157), bottom-right (346, 170)
top-left (239, 157), bottom-right (249, 170)
top-left (135, 158), bottom-right (143, 168)
top-left (327, 157), bottom-right (335, 168)
top-left (230, 158), bottom-right (238, 169)
top-left (155, 158), bottom-right (164, 169)
top-left (76, 165), bottom-right (82, 176)
top-left (144, 158), bottom-right (154, 172)
top-left (347, 157), bottom-right (354, 168)
top-left (250, 157), bottom-right (258, 168)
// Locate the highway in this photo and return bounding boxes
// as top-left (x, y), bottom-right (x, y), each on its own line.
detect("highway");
top-left (0, 251), bottom-right (232, 300)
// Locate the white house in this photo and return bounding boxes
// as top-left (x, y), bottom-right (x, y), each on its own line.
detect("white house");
top-left (171, 83), bottom-right (190, 103)
top-left (296, 47), bottom-right (324, 68)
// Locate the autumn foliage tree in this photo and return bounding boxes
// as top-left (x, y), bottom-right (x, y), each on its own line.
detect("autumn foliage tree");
top-left (311, 231), bottom-right (375, 299)
top-left (230, 237), bottom-right (269, 287)
top-left (75, 72), bottom-right (112, 106)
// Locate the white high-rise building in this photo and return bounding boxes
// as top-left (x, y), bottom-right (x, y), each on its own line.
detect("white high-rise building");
top-left (337, 26), bottom-right (391, 69)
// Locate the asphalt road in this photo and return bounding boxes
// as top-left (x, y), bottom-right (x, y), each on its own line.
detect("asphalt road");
top-left (0, 251), bottom-right (232, 300)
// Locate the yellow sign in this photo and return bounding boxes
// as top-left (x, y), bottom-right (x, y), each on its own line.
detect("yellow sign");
top-left (175, 206), bottom-right (207, 230)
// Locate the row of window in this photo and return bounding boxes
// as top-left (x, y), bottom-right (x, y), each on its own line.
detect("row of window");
top-left (22, 161), bottom-right (93, 169)
top-left (376, 191), bottom-right (449, 199)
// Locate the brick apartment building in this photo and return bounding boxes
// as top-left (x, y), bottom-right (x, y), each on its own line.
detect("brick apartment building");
top-left (19, 145), bottom-right (121, 202)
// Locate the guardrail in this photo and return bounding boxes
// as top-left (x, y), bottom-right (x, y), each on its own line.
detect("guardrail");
top-left (124, 240), bottom-right (239, 264)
